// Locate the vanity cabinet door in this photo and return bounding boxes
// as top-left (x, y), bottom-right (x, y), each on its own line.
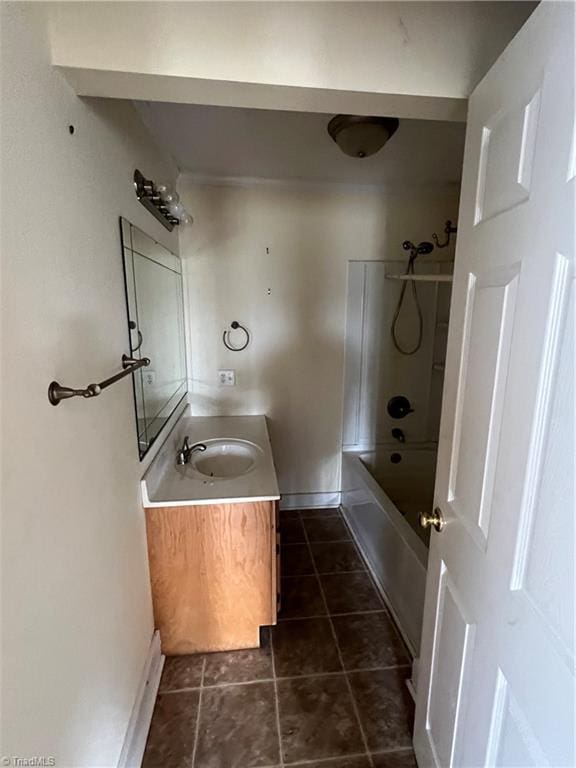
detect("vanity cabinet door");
top-left (145, 500), bottom-right (277, 654)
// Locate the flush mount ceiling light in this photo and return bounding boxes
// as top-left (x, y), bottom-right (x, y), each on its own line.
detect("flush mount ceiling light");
top-left (327, 115), bottom-right (399, 159)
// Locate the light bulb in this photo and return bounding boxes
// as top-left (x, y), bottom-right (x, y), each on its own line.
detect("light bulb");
top-left (156, 182), bottom-right (178, 203)
top-left (180, 213), bottom-right (193, 225)
top-left (167, 202), bottom-right (184, 218)
top-left (163, 190), bottom-right (180, 205)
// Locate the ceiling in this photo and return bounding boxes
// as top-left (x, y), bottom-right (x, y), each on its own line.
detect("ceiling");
top-left (136, 101), bottom-right (466, 189)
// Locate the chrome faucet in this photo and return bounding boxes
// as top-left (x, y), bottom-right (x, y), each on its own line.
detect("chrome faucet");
top-left (176, 436), bottom-right (207, 465)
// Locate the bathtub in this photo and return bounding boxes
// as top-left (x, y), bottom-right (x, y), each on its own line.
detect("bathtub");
top-left (341, 446), bottom-right (435, 656)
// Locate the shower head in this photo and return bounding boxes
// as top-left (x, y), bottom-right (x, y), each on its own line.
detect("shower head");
top-left (402, 240), bottom-right (434, 256)
top-left (417, 241), bottom-right (434, 255)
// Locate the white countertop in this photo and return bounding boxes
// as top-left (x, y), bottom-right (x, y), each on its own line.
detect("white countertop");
top-left (141, 414), bottom-right (280, 507)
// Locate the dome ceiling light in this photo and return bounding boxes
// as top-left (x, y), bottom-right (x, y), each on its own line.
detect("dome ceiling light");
top-left (327, 115), bottom-right (400, 159)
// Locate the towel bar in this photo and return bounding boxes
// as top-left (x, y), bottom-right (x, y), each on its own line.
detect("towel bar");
top-left (48, 355), bottom-right (150, 406)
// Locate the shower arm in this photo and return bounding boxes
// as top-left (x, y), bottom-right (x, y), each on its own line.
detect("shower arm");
top-left (432, 220), bottom-right (457, 249)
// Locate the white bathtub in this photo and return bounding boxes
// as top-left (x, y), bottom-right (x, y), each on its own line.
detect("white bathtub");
top-left (341, 446), bottom-right (435, 655)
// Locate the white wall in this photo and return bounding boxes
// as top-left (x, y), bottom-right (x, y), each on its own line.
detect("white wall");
top-left (179, 179), bottom-right (459, 505)
top-left (49, 0), bottom-right (533, 96)
top-left (48, 2), bottom-right (536, 122)
top-left (0, 4), bottom-right (178, 765)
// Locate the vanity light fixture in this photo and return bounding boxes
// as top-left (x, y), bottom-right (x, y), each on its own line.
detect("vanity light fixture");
top-left (134, 169), bottom-right (193, 231)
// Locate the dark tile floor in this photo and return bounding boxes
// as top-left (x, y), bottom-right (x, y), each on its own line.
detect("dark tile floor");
top-left (142, 508), bottom-right (417, 768)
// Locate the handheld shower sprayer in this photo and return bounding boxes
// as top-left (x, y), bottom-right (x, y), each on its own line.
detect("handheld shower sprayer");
top-left (391, 240), bottom-right (435, 355)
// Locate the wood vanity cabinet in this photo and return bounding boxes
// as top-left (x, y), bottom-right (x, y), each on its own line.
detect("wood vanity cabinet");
top-left (145, 500), bottom-right (279, 654)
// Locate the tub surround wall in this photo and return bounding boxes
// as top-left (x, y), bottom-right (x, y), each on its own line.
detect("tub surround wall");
top-left (1, 4), bottom-right (178, 765)
top-left (179, 179), bottom-right (459, 507)
top-left (343, 258), bottom-right (454, 451)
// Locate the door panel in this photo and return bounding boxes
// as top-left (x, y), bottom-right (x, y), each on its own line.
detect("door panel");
top-left (426, 563), bottom-right (475, 768)
top-left (475, 89), bottom-right (541, 224)
top-left (449, 266), bottom-right (519, 546)
top-left (414, 4), bottom-right (575, 767)
top-left (511, 258), bottom-right (574, 660)
top-left (487, 669), bottom-right (549, 768)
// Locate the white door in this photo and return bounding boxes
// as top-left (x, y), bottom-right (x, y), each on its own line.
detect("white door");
top-left (414, 3), bottom-right (575, 767)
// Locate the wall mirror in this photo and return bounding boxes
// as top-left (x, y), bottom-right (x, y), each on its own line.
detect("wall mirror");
top-left (120, 218), bottom-right (187, 458)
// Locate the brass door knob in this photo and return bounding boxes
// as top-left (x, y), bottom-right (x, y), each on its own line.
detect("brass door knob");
top-left (419, 507), bottom-right (446, 533)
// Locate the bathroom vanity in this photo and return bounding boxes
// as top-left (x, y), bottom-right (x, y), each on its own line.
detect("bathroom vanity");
top-left (141, 415), bottom-right (280, 655)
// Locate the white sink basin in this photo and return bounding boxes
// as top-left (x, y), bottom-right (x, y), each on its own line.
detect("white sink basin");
top-left (141, 415), bottom-right (280, 506)
top-left (188, 438), bottom-right (263, 480)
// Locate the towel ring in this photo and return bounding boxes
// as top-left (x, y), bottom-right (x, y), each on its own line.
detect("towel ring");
top-left (223, 321), bottom-right (250, 352)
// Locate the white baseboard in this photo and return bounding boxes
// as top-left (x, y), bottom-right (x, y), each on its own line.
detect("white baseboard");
top-left (279, 492), bottom-right (341, 510)
top-left (117, 630), bottom-right (165, 768)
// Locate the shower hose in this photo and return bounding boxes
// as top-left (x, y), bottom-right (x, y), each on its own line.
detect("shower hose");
top-left (390, 249), bottom-right (424, 356)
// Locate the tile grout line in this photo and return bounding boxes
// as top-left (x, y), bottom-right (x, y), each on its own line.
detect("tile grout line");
top-left (278, 609), bottom-right (388, 621)
top-left (159, 662), bottom-right (413, 695)
top-left (274, 510), bottom-right (293, 768)
top-left (283, 745), bottom-right (416, 767)
top-left (190, 656), bottom-right (206, 768)
top-left (270, 626), bottom-right (285, 768)
top-left (283, 752), bottom-right (371, 766)
top-left (282, 568), bottom-right (366, 578)
top-left (338, 511), bottom-right (412, 662)
top-left (280, 510), bottom-right (341, 519)
top-left (301, 515), bottom-right (374, 768)
top-left (245, 745), bottom-right (416, 768)
top-left (370, 746), bottom-right (416, 756)
top-left (336, 510), bottom-right (416, 757)
top-left (282, 539), bottom-right (352, 546)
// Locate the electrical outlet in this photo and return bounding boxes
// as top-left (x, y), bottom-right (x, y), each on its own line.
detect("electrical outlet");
top-left (143, 370), bottom-right (156, 386)
top-left (218, 369), bottom-right (236, 386)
